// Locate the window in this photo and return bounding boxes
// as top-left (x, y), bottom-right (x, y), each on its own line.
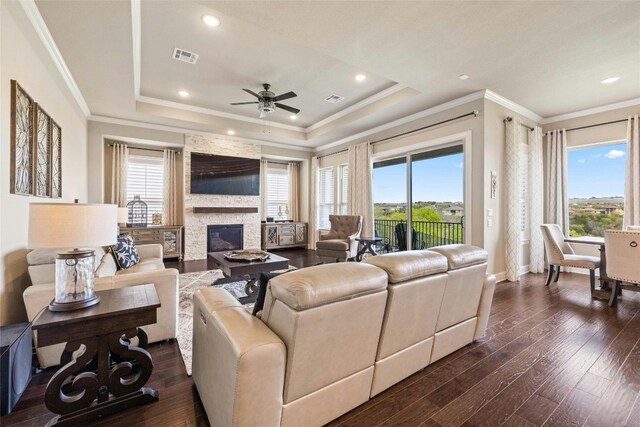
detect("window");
top-left (316, 164), bottom-right (348, 229)
top-left (567, 142), bottom-right (626, 237)
top-left (338, 164), bottom-right (349, 215)
top-left (318, 167), bottom-right (334, 229)
top-left (266, 164), bottom-right (290, 219)
top-left (127, 154), bottom-right (164, 224)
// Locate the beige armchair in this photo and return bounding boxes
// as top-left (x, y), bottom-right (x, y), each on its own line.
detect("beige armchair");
top-left (316, 215), bottom-right (362, 261)
top-left (605, 230), bottom-right (640, 306)
top-left (540, 224), bottom-right (600, 290)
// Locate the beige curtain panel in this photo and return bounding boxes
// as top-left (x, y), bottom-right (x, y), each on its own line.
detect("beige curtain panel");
top-left (624, 114), bottom-right (639, 227)
top-left (260, 159), bottom-right (268, 220)
top-left (110, 143), bottom-right (129, 207)
top-left (504, 117), bottom-right (522, 282)
top-left (163, 149), bottom-right (179, 225)
top-left (348, 142), bottom-right (374, 237)
top-left (528, 126), bottom-right (545, 274)
top-left (288, 162), bottom-right (300, 222)
top-left (308, 156), bottom-right (319, 249)
top-left (544, 129), bottom-right (569, 236)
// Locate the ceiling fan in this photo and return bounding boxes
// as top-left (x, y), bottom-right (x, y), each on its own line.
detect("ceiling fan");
top-left (230, 83), bottom-right (300, 119)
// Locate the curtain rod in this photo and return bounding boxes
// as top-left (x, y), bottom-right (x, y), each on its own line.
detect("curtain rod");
top-left (317, 110), bottom-right (479, 159)
top-left (503, 116), bottom-right (535, 131)
top-left (107, 144), bottom-right (181, 154)
top-left (564, 118), bottom-right (628, 133)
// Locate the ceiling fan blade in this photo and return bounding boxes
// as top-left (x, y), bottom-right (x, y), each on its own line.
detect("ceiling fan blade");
top-left (242, 88), bottom-right (261, 98)
top-left (272, 91), bottom-right (297, 102)
top-left (275, 103), bottom-right (300, 114)
top-left (230, 102), bottom-right (259, 105)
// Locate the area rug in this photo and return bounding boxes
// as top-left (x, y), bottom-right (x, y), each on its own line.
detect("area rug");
top-left (176, 268), bottom-right (294, 376)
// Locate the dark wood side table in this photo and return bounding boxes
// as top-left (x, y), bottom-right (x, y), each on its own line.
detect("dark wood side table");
top-left (32, 284), bottom-right (160, 427)
top-left (355, 237), bottom-right (383, 262)
top-left (208, 251), bottom-right (289, 304)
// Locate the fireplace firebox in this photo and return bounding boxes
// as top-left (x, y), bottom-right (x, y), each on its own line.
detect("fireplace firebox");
top-left (207, 224), bottom-right (243, 252)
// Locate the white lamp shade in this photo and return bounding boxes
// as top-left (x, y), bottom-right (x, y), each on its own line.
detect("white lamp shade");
top-left (117, 207), bottom-right (128, 223)
top-left (28, 203), bottom-right (118, 249)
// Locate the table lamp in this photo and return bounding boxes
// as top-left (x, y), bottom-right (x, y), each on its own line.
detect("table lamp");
top-left (28, 203), bottom-right (117, 311)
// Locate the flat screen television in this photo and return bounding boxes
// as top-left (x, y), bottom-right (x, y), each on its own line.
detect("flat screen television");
top-left (190, 152), bottom-right (260, 196)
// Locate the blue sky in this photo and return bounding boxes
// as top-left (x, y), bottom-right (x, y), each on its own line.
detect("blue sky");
top-left (567, 142), bottom-right (627, 198)
top-left (373, 153), bottom-right (464, 203)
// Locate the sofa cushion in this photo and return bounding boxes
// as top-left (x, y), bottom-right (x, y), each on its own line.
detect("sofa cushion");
top-left (116, 258), bottom-right (165, 275)
top-left (269, 263), bottom-right (387, 310)
top-left (316, 239), bottom-right (349, 250)
top-left (111, 235), bottom-right (140, 269)
top-left (429, 244), bottom-right (488, 270)
top-left (27, 247), bottom-right (106, 267)
top-left (364, 250), bottom-right (448, 283)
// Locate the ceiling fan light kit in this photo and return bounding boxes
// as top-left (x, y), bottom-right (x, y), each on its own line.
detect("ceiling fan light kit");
top-left (230, 83), bottom-right (300, 118)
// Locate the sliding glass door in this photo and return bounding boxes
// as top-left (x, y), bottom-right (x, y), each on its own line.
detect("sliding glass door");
top-left (372, 158), bottom-right (407, 251)
top-left (373, 144), bottom-right (465, 252)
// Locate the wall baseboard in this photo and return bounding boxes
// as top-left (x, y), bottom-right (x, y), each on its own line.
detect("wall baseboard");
top-left (495, 264), bottom-right (534, 283)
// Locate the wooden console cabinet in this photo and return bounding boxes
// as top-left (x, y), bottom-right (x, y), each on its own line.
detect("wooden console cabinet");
top-left (262, 222), bottom-right (307, 250)
top-left (119, 225), bottom-right (183, 260)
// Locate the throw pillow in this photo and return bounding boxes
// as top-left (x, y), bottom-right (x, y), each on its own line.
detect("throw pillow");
top-left (252, 271), bottom-right (283, 316)
top-left (111, 234), bottom-right (140, 269)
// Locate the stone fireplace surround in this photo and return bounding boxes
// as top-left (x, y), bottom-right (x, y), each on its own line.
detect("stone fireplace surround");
top-left (184, 134), bottom-right (261, 261)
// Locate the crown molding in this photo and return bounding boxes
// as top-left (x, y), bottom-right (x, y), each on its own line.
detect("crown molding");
top-left (137, 95), bottom-right (307, 132)
top-left (540, 97), bottom-right (640, 125)
top-left (314, 90), bottom-right (486, 152)
top-left (484, 89), bottom-right (542, 123)
top-left (88, 114), bottom-right (314, 152)
top-left (304, 84), bottom-right (406, 132)
top-left (131, 0), bottom-right (141, 98)
top-left (19, 0), bottom-right (91, 117)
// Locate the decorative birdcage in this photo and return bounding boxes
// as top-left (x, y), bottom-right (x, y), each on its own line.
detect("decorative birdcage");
top-left (127, 195), bottom-right (148, 227)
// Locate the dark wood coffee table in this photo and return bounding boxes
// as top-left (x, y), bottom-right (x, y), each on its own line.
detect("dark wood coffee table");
top-left (31, 284), bottom-right (160, 427)
top-left (208, 251), bottom-right (289, 304)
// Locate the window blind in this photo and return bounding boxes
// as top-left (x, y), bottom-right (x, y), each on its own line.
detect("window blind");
top-left (266, 166), bottom-right (290, 219)
top-left (127, 154), bottom-right (164, 224)
top-left (318, 167), bottom-right (335, 229)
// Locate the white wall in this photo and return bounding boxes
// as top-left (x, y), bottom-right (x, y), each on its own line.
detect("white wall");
top-left (0, 1), bottom-right (88, 325)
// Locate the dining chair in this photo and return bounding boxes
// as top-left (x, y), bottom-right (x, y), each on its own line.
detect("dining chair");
top-left (540, 224), bottom-right (601, 291)
top-left (605, 230), bottom-right (640, 306)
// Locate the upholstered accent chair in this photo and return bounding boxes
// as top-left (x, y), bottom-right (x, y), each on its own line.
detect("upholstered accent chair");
top-left (316, 215), bottom-right (363, 261)
top-left (540, 224), bottom-right (600, 290)
top-left (605, 229), bottom-right (640, 306)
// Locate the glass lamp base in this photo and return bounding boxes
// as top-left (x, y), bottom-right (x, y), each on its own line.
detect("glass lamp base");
top-left (49, 295), bottom-right (100, 312)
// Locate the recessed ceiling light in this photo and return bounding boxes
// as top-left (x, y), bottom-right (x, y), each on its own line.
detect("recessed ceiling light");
top-left (601, 76), bottom-right (620, 84)
top-left (458, 74), bottom-right (470, 80)
top-left (227, 129), bottom-right (235, 135)
top-left (289, 115), bottom-right (298, 120)
top-left (202, 15), bottom-right (221, 27)
top-left (178, 90), bottom-right (189, 97)
top-left (355, 74), bottom-right (367, 82)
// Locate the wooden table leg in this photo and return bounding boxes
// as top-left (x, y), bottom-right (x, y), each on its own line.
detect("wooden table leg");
top-left (44, 327), bottom-right (158, 426)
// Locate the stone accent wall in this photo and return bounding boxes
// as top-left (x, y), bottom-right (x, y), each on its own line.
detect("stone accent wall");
top-left (184, 134), bottom-right (261, 260)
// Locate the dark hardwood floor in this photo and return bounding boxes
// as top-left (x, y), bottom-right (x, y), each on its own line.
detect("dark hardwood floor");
top-left (5, 259), bottom-right (640, 426)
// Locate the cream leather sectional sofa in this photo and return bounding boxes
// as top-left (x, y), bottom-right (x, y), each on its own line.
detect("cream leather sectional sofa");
top-left (23, 244), bottom-right (179, 368)
top-left (193, 244), bottom-right (496, 427)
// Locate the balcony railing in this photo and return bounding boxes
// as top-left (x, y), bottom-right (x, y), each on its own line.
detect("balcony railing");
top-left (374, 218), bottom-right (464, 252)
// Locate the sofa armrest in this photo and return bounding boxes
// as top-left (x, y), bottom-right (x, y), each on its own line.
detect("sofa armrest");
top-left (474, 274), bottom-right (496, 340)
top-left (137, 244), bottom-right (163, 260)
top-left (193, 288), bottom-right (285, 427)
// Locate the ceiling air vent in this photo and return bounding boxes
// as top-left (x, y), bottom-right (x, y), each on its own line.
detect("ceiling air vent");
top-left (172, 48), bottom-right (199, 64)
top-left (324, 94), bottom-right (345, 104)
